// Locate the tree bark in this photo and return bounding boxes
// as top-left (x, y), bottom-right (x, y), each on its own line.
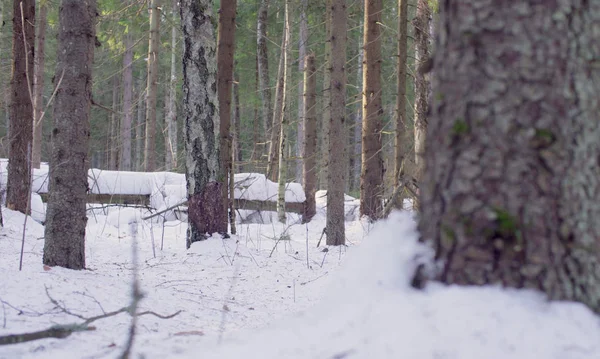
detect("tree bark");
top-left (43, 0), bottom-right (96, 270)
top-left (232, 72), bottom-right (242, 172)
top-left (144, 0), bottom-right (160, 172)
top-left (120, 32), bottom-right (134, 171)
top-left (295, 0), bottom-right (308, 184)
top-left (7, 0), bottom-right (35, 214)
top-left (109, 76), bottom-right (119, 170)
top-left (302, 54), bottom-right (317, 223)
top-left (419, 0), bottom-right (600, 314)
top-left (349, 25), bottom-right (363, 194)
top-left (413, 0), bottom-right (430, 183)
top-left (135, 77), bottom-right (145, 171)
top-left (217, 0), bottom-right (237, 232)
top-left (326, 0), bottom-right (347, 246)
top-left (360, 0), bottom-right (384, 220)
top-left (257, 0), bottom-right (271, 144)
top-left (181, 0), bottom-right (226, 248)
top-left (165, 0), bottom-right (178, 171)
top-left (276, 0), bottom-right (290, 223)
top-left (32, 2), bottom-right (47, 169)
top-left (320, 0), bottom-right (332, 191)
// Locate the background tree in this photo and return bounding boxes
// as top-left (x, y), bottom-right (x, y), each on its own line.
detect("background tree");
top-left (419, 0), bottom-right (600, 313)
top-left (6, 0), bottom-right (35, 214)
top-left (413, 0), bottom-right (430, 184)
top-left (393, 0), bottom-right (408, 209)
top-left (120, 20), bottom-right (134, 171)
top-left (181, 0), bottom-right (226, 248)
top-left (165, 0), bottom-right (179, 171)
top-left (256, 0), bottom-right (271, 157)
top-left (43, 0), bottom-right (96, 269)
top-left (32, 1), bottom-right (48, 169)
top-left (302, 53), bottom-right (317, 223)
top-left (144, 0), bottom-right (160, 171)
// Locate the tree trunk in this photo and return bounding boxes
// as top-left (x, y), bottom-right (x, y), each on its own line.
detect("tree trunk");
top-left (418, 0), bottom-right (600, 314)
top-left (217, 0), bottom-right (237, 233)
top-left (120, 33), bottom-right (134, 171)
top-left (393, 0), bottom-right (408, 209)
top-left (276, 0), bottom-right (290, 223)
top-left (232, 72), bottom-right (242, 172)
top-left (295, 0), bottom-right (308, 184)
top-left (266, 24), bottom-right (287, 182)
top-left (349, 28), bottom-right (363, 194)
top-left (320, 0), bottom-right (332, 191)
top-left (257, 0), bottom-right (271, 146)
top-left (43, 0), bottom-right (96, 270)
top-left (32, 2), bottom-right (47, 169)
top-left (144, 0), bottom-right (160, 172)
top-left (7, 0), bottom-right (35, 214)
top-left (359, 0), bottom-right (384, 220)
top-left (181, 0), bottom-right (226, 248)
top-left (165, 0), bottom-right (178, 171)
top-left (302, 54), bottom-right (317, 223)
top-left (326, 0), bottom-right (347, 246)
top-left (413, 0), bottom-right (430, 183)
top-left (109, 76), bottom-right (119, 170)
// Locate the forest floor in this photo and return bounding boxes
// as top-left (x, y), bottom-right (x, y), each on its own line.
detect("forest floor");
top-left (1, 195), bottom-right (600, 358)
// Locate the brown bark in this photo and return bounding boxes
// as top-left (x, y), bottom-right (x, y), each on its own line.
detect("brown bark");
top-left (326, 0), bottom-right (347, 246)
top-left (43, 0), bottom-right (96, 270)
top-left (135, 77), bottom-right (145, 171)
top-left (144, 0), bottom-right (160, 172)
top-left (419, 0), bottom-right (600, 313)
top-left (109, 76), bottom-right (119, 170)
top-left (217, 0), bottom-right (237, 233)
top-left (7, 0), bottom-right (35, 214)
top-left (359, 0), bottom-right (384, 220)
top-left (302, 54), bottom-right (317, 223)
top-left (165, 0), bottom-right (178, 171)
top-left (32, 3), bottom-right (48, 169)
top-left (120, 33), bottom-right (134, 171)
top-left (295, 0), bottom-right (308, 184)
top-left (232, 72), bottom-right (242, 172)
top-left (413, 0), bottom-right (430, 183)
top-left (320, 0), bottom-right (332, 191)
top-left (257, 0), bottom-right (272, 140)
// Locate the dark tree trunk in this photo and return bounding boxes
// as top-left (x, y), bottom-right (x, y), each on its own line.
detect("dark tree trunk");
top-left (419, 0), bottom-right (600, 313)
top-left (257, 0), bottom-right (271, 147)
top-left (32, 3), bottom-right (48, 169)
top-left (413, 0), bottom-right (430, 186)
top-left (181, 0), bottom-right (226, 248)
top-left (120, 32), bottom-right (134, 171)
top-left (302, 54), bottom-right (317, 223)
top-left (393, 0), bottom-right (408, 209)
top-left (7, 0), bottom-right (35, 214)
top-left (43, 0), bottom-right (96, 270)
top-left (144, 0), bottom-right (160, 172)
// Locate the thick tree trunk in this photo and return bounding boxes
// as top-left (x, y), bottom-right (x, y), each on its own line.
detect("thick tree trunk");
top-left (359, 0), bottom-right (384, 220)
top-left (266, 26), bottom-right (287, 182)
top-left (257, 0), bottom-right (271, 144)
top-left (135, 79), bottom-right (145, 171)
top-left (32, 3), bottom-right (47, 169)
top-left (109, 76), bottom-right (119, 170)
top-left (302, 54), bottom-right (317, 223)
top-left (419, 0), bottom-right (600, 313)
top-left (295, 0), bottom-right (308, 184)
top-left (144, 0), bottom-right (160, 172)
top-left (217, 0), bottom-right (237, 232)
top-left (181, 0), bottom-right (226, 248)
top-left (413, 0), bottom-right (430, 183)
top-left (393, 0), bottom-right (408, 209)
top-left (43, 0), bottom-right (96, 270)
top-left (120, 33), bottom-right (134, 171)
top-left (165, 0), bottom-right (178, 171)
top-left (326, 0), bottom-right (347, 246)
top-left (7, 0), bottom-right (35, 214)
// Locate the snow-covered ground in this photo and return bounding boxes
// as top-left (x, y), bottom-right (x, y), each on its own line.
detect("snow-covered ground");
top-left (1, 185), bottom-right (600, 358)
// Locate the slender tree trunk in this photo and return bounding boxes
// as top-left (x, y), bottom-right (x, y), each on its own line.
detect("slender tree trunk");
top-left (120, 33), bottom-right (134, 171)
top-left (360, 0), bottom-right (384, 220)
top-left (135, 78), bottom-right (145, 171)
top-left (232, 72), bottom-right (242, 172)
top-left (302, 54), bottom-right (317, 223)
top-left (393, 0), bottom-right (409, 209)
top-left (276, 0), bottom-right (290, 223)
top-left (350, 30), bottom-right (363, 193)
top-left (326, 0), bottom-right (347, 245)
top-left (181, 0), bottom-right (226, 247)
top-left (418, 0), bottom-right (600, 314)
top-left (217, 0), bottom-right (237, 233)
top-left (295, 0), bottom-right (308, 184)
top-left (250, 55), bottom-right (260, 169)
top-left (32, 3), bottom-right (47, 169)
top-left (320, 0), bottom-right (332, 191)
top-left (413, 0), bottom-right (430, 182)
top-left (165, 0), bottom-right (178, 171)
top-left (109, 76), bottom-right (119, 170)
top-left (266, 25), bottom-right (287, 181)
top-left (257, 0), bottom-right (271, 146)
top-left (144, 0), bottom-right (160, 172)
top-left (43, 0), bottom-right (96, 270)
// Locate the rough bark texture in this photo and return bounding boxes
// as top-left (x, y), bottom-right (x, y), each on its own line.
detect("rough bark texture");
top-left (420, 0), bottom-right (600, 313)
top-left (32, 3), bottom-right (48, 169)
top-left (302, 54), bottom-right (317, 223)
top-left (144, 0), bottom-right (160, 172)
top-left (217, 0), bottom-right (237, 232)
top-left (326, 0), bottom-right (347, 246)
top-left (276, 1), bottom-right (290, 223)
top-left (359, 0), bottom-right (384, 220)
top-left (393, 0), bottom-right (408, 209)
top-left (320, 0), bottom-right (332, 191)
top-left (181, 0), bottom-right (226, 247)
top-left (413, 0), bottom-right (430, 182)
top-left (165, 0), bottom-right (178, 171)
top-left (7, 0), bottom-right (35, 214)
top-left (120, 32), bottom-right (134, 171)
top-left (266, 26), bottom-right (287, 182)
top-left (257, 0), bottom-right (272, 139)
top-left (295, 0), bottom-right (308, 184)
top-left (349, 30), bottom-right (363, 193)
top-left (43, 0), bottom-right (96, 270)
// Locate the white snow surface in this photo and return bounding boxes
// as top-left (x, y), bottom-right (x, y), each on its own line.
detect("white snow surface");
top-left (0, 188), bottom-right (599, 357)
